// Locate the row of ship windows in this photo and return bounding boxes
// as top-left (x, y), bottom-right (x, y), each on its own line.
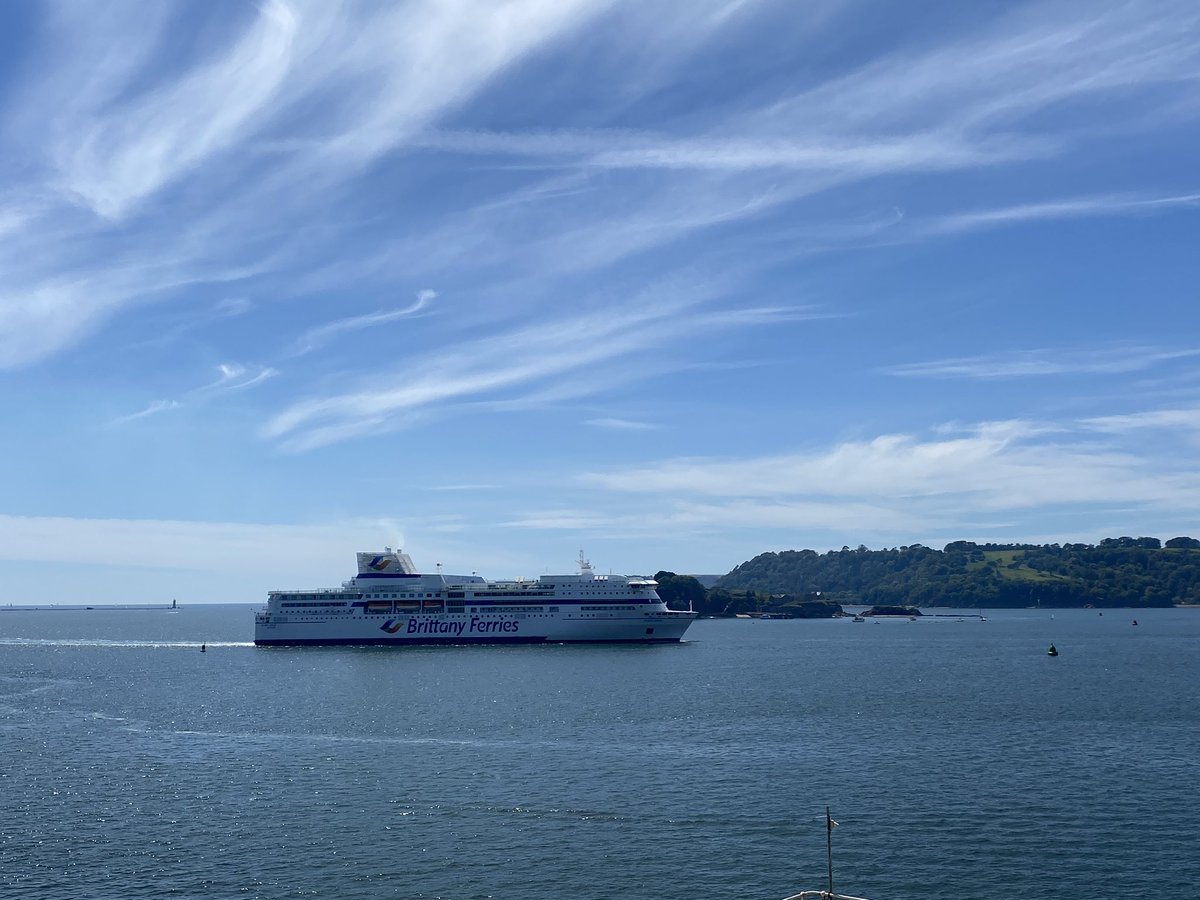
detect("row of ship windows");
top-left (360, 609), bottom-right (552, 619)
top-left (463, 609), bottom-right (551, 616)
top-left (276, 612), bottom-right (659, 623)
top-left (280, 602), bottom-right (648, 613)
top-left (467, 591), bottom-right (554, 598)
top-left (329, 592), bottom-right (560, 600)
top-left (280, 593), bottom-right (645, 607)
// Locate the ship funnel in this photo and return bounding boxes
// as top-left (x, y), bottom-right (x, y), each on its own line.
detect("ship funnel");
top-left (357, 549), bottom-right (418, 575)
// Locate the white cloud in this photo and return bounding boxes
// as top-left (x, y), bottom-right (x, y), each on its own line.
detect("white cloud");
top-left (287, 291), bottom-right (436, 356)
top-left (585, 418), bottom-right (658, 430)
top-left (45, 0), bottom-right (615, 220)
top-left (0, 511), bottom-right (530, 579)
top-left (0, 238), bottom-right (277, 370)
top-left (107, 364), bottom-right (277, 428)
top-left (885, 347), bottom-right (1200, 379)
top-left (0, 0), bottom-right (616, 370)
top-left (1082, 408), bottom-right (1200, 433)
top-left (3, 0), bottom-right (1197, 377)
top-left (262, 276), bottom-right (826, 450)
top-left (192, 364), bottom-right (279, 393)
top-left (262, 297), bottom-right (681, 448)
top-left (923, 192), bottom-right (1200, 235)
top-left (109, 400), bottom-right (181, 425)
top-left (413, 128), bottom-right (1045, 174)
top-left (0, 281), bottom-right (116, 369)
top-left (582, 419), bottom-right (1200, 513)
top-left (503, 498), bottom-right (922, 535)
top-left (777, 0), bottom-right (1200, 136)
top-left (0, 202), bottom-right (38, 240)
top-left (425, 484), bottom-right (504, 492)
top-left (58, 0), bottom-right (298, 220)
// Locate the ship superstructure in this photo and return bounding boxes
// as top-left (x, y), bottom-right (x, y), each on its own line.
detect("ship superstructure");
top-left (253, 549), bottom-right (696, 646)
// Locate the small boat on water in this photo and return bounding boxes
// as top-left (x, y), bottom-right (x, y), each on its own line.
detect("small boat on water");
top-left (1047, 644), bottom-right (1058, 656)
top-left (781, 809), bottom-right (873, 900)
top-left (852, 615), bottom-right (865, 623)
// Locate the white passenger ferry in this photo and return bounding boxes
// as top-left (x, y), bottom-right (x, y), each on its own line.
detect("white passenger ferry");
top-left (253, 549), bottom-right (697, 646)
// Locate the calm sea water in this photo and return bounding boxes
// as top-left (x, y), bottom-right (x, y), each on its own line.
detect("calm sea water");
top-left (1, 606), bottom-right (1197, 899)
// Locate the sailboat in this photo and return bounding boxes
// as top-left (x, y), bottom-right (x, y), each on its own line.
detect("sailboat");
top-left (779, 809), bottom-right (873, 900)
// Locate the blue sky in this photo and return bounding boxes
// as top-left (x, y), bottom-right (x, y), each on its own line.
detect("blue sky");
top-left (2, 0), bottom-right (1199, 603)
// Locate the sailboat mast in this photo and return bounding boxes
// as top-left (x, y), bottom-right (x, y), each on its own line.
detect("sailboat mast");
top-left (826, 807), bottom-right (834, 896)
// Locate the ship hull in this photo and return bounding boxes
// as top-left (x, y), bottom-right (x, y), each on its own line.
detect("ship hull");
top-left (254, 636), bottom-right (688, 646)
top-left (254, 610), bottom-right (696, 646)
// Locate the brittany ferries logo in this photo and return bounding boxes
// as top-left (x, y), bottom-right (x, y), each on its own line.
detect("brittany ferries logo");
top-left (379, 617), bottom-right (519, 636)
top-left (368, 556), bottom-right (393, 571)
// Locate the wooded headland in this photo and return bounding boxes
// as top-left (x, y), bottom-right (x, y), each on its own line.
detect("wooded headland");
top-left (655, 536), bottom-right (1200, 615)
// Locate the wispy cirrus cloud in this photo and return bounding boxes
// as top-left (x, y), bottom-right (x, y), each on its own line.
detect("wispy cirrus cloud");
top-left (1082, 408), bottom-right (1200, 433)
top-left (921, 192), bottom-right (1200, 236)
top-left (775, 0), bottom-right (1200, 137)
top-left (57, 0), bottom-right (299, 221)
top-left (321, 0), bottom-right (1200, 303)
top-left (286, 290), bottom-right (436, 356)
top-left (0, 0), bottom-right (617, 369)
top-left (108, 400), bottom-right (181, 426)
top-left (502, 498), bottom-right (923, 537)
top-left (884, 346), bottom-right (1200, 379)
top-left (585, 418), bottom-right (659, 430)
top-left (786, 189), bottom-right (1200, 256)
top-left (3, 0), bottom-right (1197, 381)
top-left (427, 487), bottom-right (506, 494)
top-left (407, 0), bottom-right (1199, 185)
top-left (46, 0), bottom-right (615, 221)
top-left (110, 363), bottom-right (276, 425)
top-left (411, 128), bottom-right (1048, 174)
top-left (1, 14), bottom-right (1197, 463)
top-left (261, 288), bottom-right (812, 450)
top-left (188, 363), bottom-right (278, 394)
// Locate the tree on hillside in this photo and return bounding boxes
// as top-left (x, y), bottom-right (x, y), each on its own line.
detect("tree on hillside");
top-left (653, 571), bottom-right (706, 612)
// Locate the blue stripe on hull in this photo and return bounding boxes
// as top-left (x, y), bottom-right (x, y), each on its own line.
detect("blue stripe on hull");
top-left (253, 636), bottom-right (684, 647)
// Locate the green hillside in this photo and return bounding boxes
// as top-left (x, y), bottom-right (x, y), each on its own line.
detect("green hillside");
top-left (712, 536), bottom-right (1200, 609)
